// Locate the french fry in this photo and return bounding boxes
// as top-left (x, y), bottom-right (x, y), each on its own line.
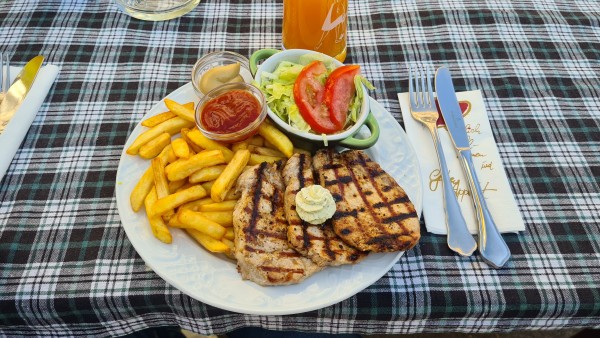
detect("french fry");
top-left (142, 102), bottom-right (194, 128)
top-left (151, 185), bottom-right (207, 217)
top-left (175, 181), bottom-right (195, 192)
top-left (263, 139), bottom-right (275, 149)
top-left (186, 229), bottom-right (230, 253)
top-left (171, 137), bottom-right (190, 158)
top-left (165, 149), bottom-right (226, 181)
top-left (203, 180), bottom-right (242, 201)
top-left (144, 188), bottom-right (172, 244)
top-left (248, 153), bottom-right (285, 165)
top-left (248, 135), bottom-right (264, 146)
top-left (223, 227), bottom-right (235, 240)
top-left (152, 157), bottom-right (174, 220)
top-left (152, 157), bottom-right (170, 198)
top-left (159, 144), bottom-right (177, 164)
top-left (186, 129), bottom-right (234, 162)
top-left (231, 140), bottom-right (249, 152)
top-left (178, 209), bottom-right (227, 239)
top-left (127, 117), bottom-right (194, 155)
top-left (141, 111), bottom-right (176, 128)
top-left (211, 149), bottom-right (251, 202)
top-left (139, 132), bottom-right (171, 159)
top-left (164, 98), bottom-right (195, 122)
top-left (168, 179), bottom-right (187, 193)
top-left (198, 211), bottom-right (234, 227)
top-left (198, 200), bottom-right (237, 212)
top-left (181, 128), bottom-right (203, 153)
top-left (248, 145), bottom-right (286, 158)
top-left (221, 237), bottom-right (234, 251)
top-left (167, 213), bottom-right (187, 228)
top-left (178, 197), bottom-right (214, 212)
top-left (189, 165), bottom-right (227, 183)
top-left (130, 167), bottom-right (154, 212)
top-left (200, 180), bottom-right (214, 192)
top-left (258, 122), bottom-right (293, 157)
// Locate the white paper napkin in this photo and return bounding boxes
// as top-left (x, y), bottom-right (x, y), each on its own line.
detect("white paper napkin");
top-left (398, 90), bottom-right (525, 235)
top-left (0, 64), bottom-right (60, 181)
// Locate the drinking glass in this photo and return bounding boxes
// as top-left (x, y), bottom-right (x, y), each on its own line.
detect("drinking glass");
top-left (115, 0), bottom-right (201, 21)
top-left (282, 0), bottom-right (348, 62)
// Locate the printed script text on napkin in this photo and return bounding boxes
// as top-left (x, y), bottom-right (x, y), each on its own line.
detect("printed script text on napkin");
top-left (398, 90), bottom-right (525, 235)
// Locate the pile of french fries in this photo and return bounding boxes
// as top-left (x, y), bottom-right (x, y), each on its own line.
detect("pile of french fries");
top-left (127, 98), bottom-right (304, 257)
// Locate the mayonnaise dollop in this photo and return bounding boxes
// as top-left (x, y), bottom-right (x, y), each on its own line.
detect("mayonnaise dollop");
top-left (295, 185), bottom-right (336, 225)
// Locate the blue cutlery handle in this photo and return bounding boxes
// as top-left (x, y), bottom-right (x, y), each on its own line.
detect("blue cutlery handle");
top-left (432, 129), bottom-right (477, 256)
top-left (459, 149), bottom-right (511, 268)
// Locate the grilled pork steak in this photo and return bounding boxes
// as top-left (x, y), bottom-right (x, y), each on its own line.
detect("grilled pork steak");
top-left (313, 149), bottom-right (420, 252)
top-left (282, 153), bottom-right (367, 266)
top-left (233, 161), bottom-right (322, 286)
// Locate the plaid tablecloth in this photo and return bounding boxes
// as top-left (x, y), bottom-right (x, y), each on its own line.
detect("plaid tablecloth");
top-left (1, 0), bottom-right (600, 336)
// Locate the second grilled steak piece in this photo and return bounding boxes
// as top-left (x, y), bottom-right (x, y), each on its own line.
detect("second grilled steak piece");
top-left (233, 161), bottom-right (322, 286)
top-left (282, 153), bottom-right (367, 266)
top-left (313, 149), bottom-right (420, 252)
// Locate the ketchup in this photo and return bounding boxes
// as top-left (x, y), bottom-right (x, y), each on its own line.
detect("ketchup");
top-left (201, 89), bottom-right (261, 133)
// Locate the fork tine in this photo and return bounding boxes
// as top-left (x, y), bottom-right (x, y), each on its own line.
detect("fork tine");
top-left (1, 52), bottom-right (4, 93)
top-left (419, 67), bottom-right (426, 106)
top-left (1, 53), bottom-right (9, 93)
top-left (426, 66), bottom-right (434, 106)
top-left (5, 54), bottom-right (10, 91)
top-left (408, 65), bottom-right (415, 106)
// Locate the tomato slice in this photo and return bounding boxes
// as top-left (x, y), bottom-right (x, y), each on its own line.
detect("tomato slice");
top-left (293, 61), bottom-right (340, 134)
top-left (324, 65), bottom-right (360, 129)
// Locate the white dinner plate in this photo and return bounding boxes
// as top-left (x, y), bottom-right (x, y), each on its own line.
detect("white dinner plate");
top-left (115, 82), bottom-right (423, 315)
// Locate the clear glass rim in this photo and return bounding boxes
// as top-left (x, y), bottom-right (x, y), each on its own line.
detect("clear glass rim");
top-left (195, 82), bottom-right (267, 141)
top-left (191, 51), bottom-right (250, 97)
top-left (115, 0), bottom-right (200, 21)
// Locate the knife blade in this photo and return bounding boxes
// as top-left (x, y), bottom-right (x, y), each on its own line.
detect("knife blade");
top-left (0, 55), bottom-right (44, 134)
top-left (435, 67), bottom-right (510, 268)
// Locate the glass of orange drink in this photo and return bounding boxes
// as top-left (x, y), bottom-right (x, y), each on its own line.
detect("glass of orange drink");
top-left (282, 0), bottom-right (348, 62)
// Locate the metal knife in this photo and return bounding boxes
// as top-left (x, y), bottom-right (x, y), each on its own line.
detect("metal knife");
top-left (0, 55), bottom-right (44, 134)
top-left (435, 67), bottom-right (510, 269)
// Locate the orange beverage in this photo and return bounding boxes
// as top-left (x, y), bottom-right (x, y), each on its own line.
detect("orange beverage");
top-left (282, 0), bottom-right (348, 62)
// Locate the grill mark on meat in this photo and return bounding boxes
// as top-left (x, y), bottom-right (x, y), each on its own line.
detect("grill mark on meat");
top-left (295, 153), bottom-right (314, 251)
top-left (365, 234), bottom-right (414, 251)
top-left (331, 193), bottom-right (342, 202)
top-left (298, 154), bottom-right (307, 188)
top-left (284, 152), bottom-right (367, 266)
top-left (314, 149), bottom-right (420, 252)
top-left (350, 151), bottom-right (410, 234)
top-left (260, 266), bottom-right (306, 274)
top-left (324, 176), bottom-right (352, 186)
top-left (383, 212), bottom-right (418, 224)
top-left (321, 163), bottom-right (344, 170)
top-left (322, 219), bottom-right (336, 260)
top-left (341, 152), bottom-right (382, 238)
top-left (372, 195), bottom-right (411, 209)
top-left (246, 162), bottom-right (267, 241)
top-left (234, 162), bottom-right (323, 285)
top-left (333, 209), bottom-right (358, 220)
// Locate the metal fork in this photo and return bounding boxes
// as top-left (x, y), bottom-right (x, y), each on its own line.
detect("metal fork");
top-left (409, 65), bottom-right (477, 256)
top-left (0, 52), bottom-right (10, 101)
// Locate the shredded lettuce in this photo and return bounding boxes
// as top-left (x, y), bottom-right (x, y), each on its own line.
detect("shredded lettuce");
top-left (347, 75), bottom-right (376, 127)
top-left (258, 54), bottom-right (374, 134)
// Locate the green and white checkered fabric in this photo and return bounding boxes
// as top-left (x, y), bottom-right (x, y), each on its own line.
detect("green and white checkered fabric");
top-left (1, 0), bottom-right (599, 336)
